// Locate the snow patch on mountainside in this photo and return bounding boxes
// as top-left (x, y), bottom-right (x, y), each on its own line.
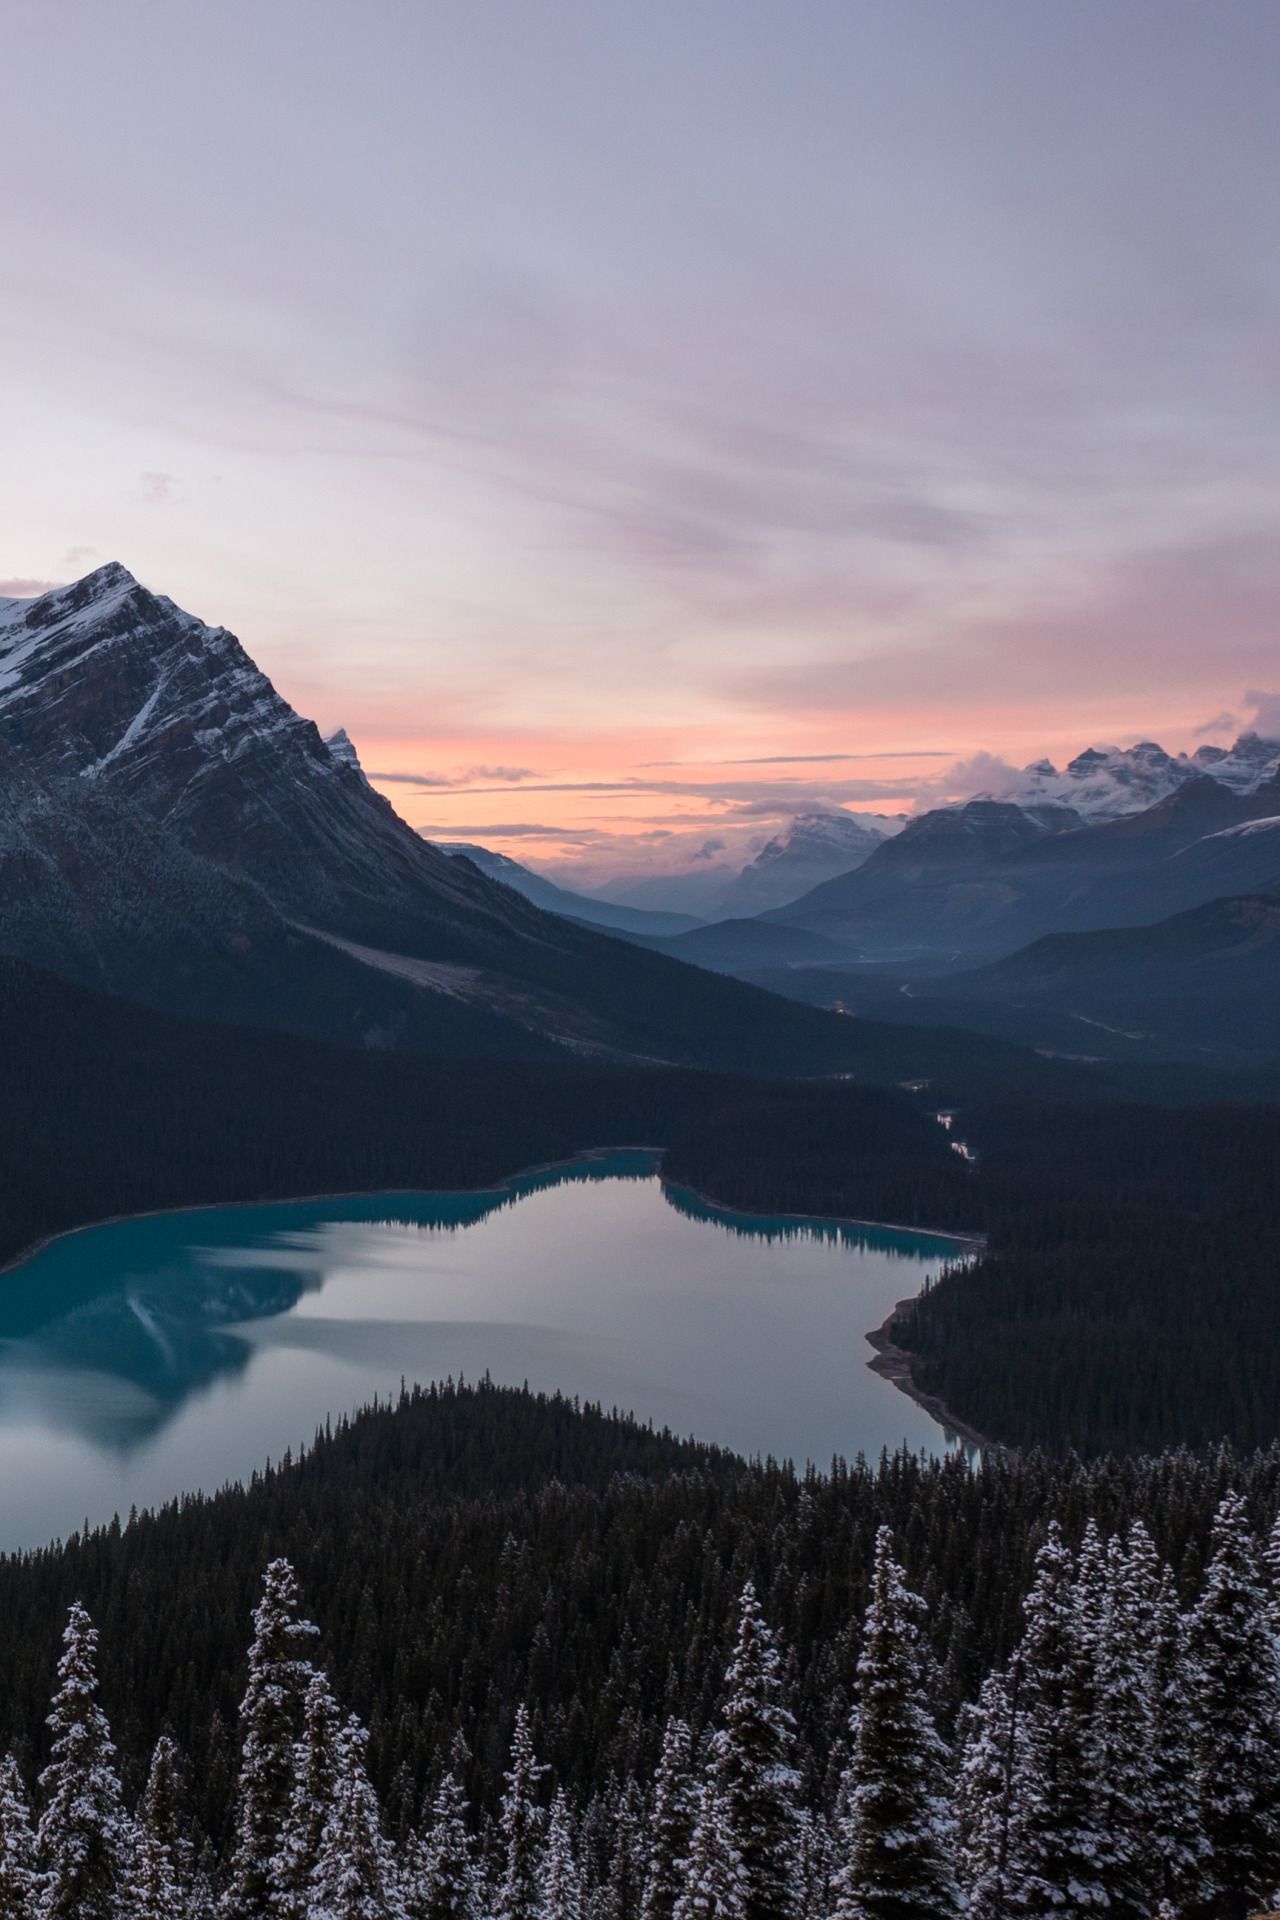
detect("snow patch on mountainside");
top-left (1199, 815), bottom-right (1280, 842)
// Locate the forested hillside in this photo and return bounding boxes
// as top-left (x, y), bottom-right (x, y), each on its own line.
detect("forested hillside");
top-left (890, 1097), bottom-right (1280, 1453)
top-left (3, 1384), bottom-right (1280, 1918)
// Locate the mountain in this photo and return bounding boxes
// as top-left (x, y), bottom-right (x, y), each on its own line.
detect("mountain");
top-left (430, 841), bottom-right (704, 935)
top-left (712, 810), bottom-right (890, 915)
top-left (587, 810), bottom-right (892, 920)
top-left (0, 567), bottom-right (878, 1074)
top-left (770, 777), bottom-right (1280, 961)
top-left (767, 799), bottom-right (1084, 957)
top-left (0, 564), bottom-right (510, 944)
top-left (900, 890), bottom-right (1280, 1062)
top-left (976, 731), bottom-right (1280, 819)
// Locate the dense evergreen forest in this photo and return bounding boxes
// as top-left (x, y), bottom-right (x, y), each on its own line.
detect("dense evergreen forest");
top-left (888, 1097), bottom-right (1280, 1455)
top-left (3, 1384), bottom-right (1280, 1917)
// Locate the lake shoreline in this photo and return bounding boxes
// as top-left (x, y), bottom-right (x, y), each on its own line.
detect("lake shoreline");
top-left (660, 1178), bottom-right (986, 1252)
top-left (666, 1180), bottom-right (994, 1453)
top-left (866, 1299), bottom-right (1001, 1456)
top-left (0, 1151), bottom-right (993, 1459)
top-left (0, 1149), bottom-right (986, 1283)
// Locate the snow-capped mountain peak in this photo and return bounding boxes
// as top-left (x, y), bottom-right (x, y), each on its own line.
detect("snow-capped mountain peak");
top-left (715, 808), bottom-right (891, 916)
top-left (976, 732), bottom-right (1280, 820)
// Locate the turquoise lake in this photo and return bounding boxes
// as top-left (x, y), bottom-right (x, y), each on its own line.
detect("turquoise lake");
top-left (0, 1152), bottom-right (971, 1548)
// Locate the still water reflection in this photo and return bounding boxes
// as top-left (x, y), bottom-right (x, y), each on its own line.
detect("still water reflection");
top-left (0, 1152), bottom-right (970, 1548)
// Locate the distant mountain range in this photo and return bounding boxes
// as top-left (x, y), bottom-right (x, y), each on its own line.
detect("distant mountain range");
top-left (576, 809), bottom-right (894, 919)
top-left (767, 773), bottom-right (1280, 962)
top-left (748, 888), bottom-right (1280, 1065)
top-left (428, 842), bottom-right (704, 936)
top-left (971, 733), bottom-right (1280, 818)
top-left (0, 566), bottom-right (876, 1074)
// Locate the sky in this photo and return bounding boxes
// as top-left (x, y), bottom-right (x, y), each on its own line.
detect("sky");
top-left (2, 0), bottom-right (1278, 885)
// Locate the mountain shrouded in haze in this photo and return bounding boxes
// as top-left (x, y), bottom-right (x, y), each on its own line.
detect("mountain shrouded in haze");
top-left (430, 840), bottom-right (704, 935)
top-left (0, 566), bottom-right (890, 1074)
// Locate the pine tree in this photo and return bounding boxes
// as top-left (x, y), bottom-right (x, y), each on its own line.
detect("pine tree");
top-left (0, 1754), bottom-right (37, 1919)
top-left (1188, 1491), bottom-right (1280, 1920)
top-left (1091, 1528), bottom-right (1158, 1920)
top-left (711, 1585), bottom-right (801, 1920)
top-left (36, 1601), bottom-right (132, 1920)
top-left (543, 1789), bottom-right (584, 1920)
top-left (640, 1719), bottom-right (698, 1920)
top-left (1004, 1524), bottom-right (1107, 1918)
top-left (792, 1807), bottom-right (832, 1920)
top-left (600, 1777), bottom-right (645, 1920)
top-left (221, 1558), bottom-right (319, 1919)
top-left (134, 1734), bottom-right (197, 1920)
top-left (496, 1706), bottom-right (548, 1920)
top-left (671, 1780), bottom-right (745, 1920)
top-left (954, 1670), bottom-right (1018, 1920)
top-left (275, 1669), bottom-right (342, 1919)
top-left (311, 1714), bottom-right (405, 1920)
top-left (1147, 1568), bottom-right (1207, 1912)
top-left (403, 1759), bottom-right (479, 1920)
top-left (830, 1527), bottom-right (959, 1920)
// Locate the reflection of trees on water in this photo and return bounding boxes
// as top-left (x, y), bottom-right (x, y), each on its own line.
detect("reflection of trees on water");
top-left (0, 1151), bottom-right (662, 1454)
top-left (660, 1180), bottom-right (968, 1262)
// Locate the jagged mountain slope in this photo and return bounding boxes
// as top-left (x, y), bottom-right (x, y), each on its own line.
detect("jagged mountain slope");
top-left (973, 731), bottom-right (1280, 818)
top-left (0, 568), bottom-right (881, 1072)
top-left (0, 565), bottom-right (517, 946)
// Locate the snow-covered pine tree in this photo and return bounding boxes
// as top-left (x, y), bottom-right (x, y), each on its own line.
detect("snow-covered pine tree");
top-left (133, 1734), bottom-right (197, 1920)
top-left (1004, 1523), bottom-right (1107, 1918)
top-left (671, 1780), bottom-right (745, 1920)
top-left (496, 1705), bottom-right (548, 1920)
top-left (221, 1558), bottom-right (319, 1919)
top-left (954, 1669), bottom-right (1017, 1920)
top-left (36, 1601), bottom-right (132, 1920)
top-left (830, 1526), bottom-right (959, 1920)
top-left (1147, 1566), bottom-right (1207, 1912)
top-left (1091, 1528), bottom-right (1159, 1920)
top-left (1264, 1508), bottom-right (1280, 1635)
top-left (599, 1776), bottom-right (645, 1920)
top-left (792, 1807), bottom-right (832, 1920)
top-left (543, 1789), bottom-right (584, 1920)
top-left (711, 1585), bottom-right (801, 1920)
top-left (310, 1713), bottom-right (405, 1920)
top-left (0, 1754), bottom-right (37, 1918)
top-left (640, 1719), bottom-right (698, 1920)
top-left (275, 1669), bottom-right (342, 1920)
top-left (403, 1757), bottom-right (480, 1920)
top-left (1188, 1491), bottom-right (1280, 1920)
